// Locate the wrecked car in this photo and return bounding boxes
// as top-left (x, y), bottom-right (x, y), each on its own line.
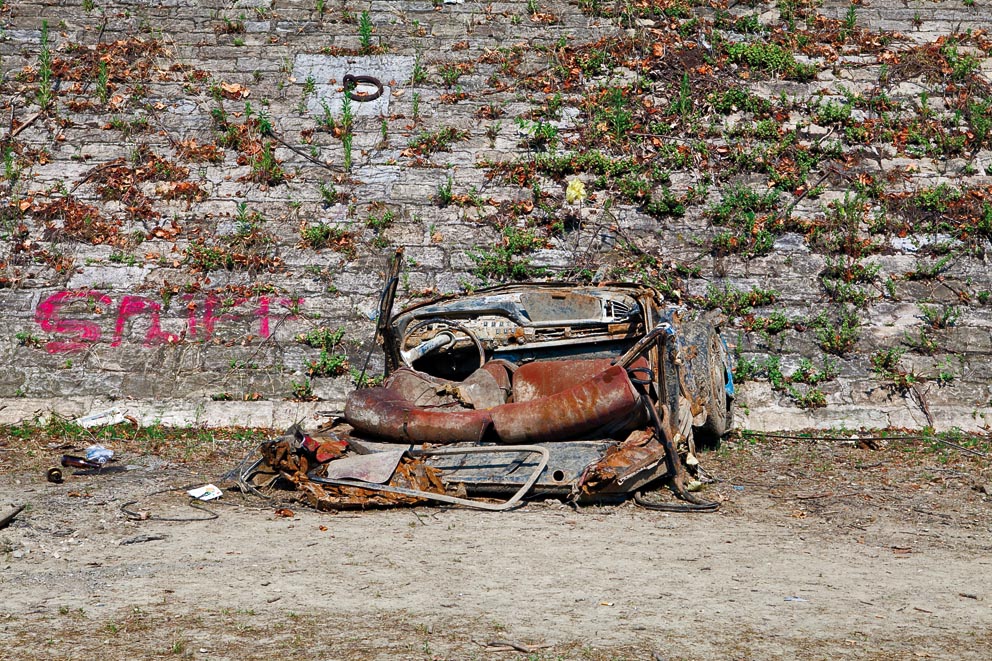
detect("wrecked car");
top-left (236, 251), bottom-right (734, 512)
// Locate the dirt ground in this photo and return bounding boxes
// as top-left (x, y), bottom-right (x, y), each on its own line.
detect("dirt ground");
top-left (2, 429), bottom-right (991, 660)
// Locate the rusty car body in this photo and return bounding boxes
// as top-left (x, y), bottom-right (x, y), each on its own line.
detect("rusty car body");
top-left (236, 252), bottom-right (734, 511)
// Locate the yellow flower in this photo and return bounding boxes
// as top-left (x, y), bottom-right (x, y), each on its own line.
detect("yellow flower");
top-left (565, 178), bottom-right (586, 204)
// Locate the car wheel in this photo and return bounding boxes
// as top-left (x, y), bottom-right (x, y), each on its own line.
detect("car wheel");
top-left (683, 322), bottom-right (734, 449)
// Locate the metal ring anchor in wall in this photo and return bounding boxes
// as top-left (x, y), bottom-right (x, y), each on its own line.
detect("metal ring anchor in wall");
top-left (343, 74), bottom-right (383, 102)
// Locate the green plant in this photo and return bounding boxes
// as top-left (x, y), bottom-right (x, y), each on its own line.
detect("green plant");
top-left (300, 223), bottom-right (355, 256)
top-left (358, 11), bottom-right (374, 53)
top-left (813, 307), bottom-right (860, 355)
top-left (96, 61), bottom-right (109, 104)
top-left (791, 357), bottom-right (839, 386)
top-left (709, 184), bottom-right (780, 257)
top-left (317, 101), bottom-right (336, 132)
top-left (815, 100), bottom-right (852, 125)
top-left (412, 92), bottom-right (421, 121)
top-left (697, 285), bottom-right (778, 318)
top-left (790, 387), bottom-right (826, 410)
top-left (469, 225), bottom-right (547, 281)
top-left (941, 41), bottom-right (981, 81)
top-left (515, 117), bottom-right (559, 151)
top-left (410, 52), bottom-right (427, 85)
top-left (291, 379), bottom-right (316, 400)
top-left (407, 127), bottom-right (469, 155)
top-left (185, 244), bottom-right (235, 271)
top-left (870, 347), bottom-right (918, 392)
top-left (670, 73), bottom-right (693, 116)
top-left (250, 142), bottom-right (286, 184)
top-left (37, 21), bottom-right (54, 110)
top-left (485, 121), bottom-right (502, 147)
top-left (734, 355), bottom-right (835, 409)
top-left (841, 3), bottom-right (857, 38)
top-left (435, 175), bottom-right (454, 207)
top-left (438, 63), bottom-right (467, 87)
top-left (905, 254), bottom-right (953, 281)
top-left (724, 41), bottom-right (816, 81)
top-left (302, 75), bottom-right (316, 97)
top-left (3, 145), bottom-right (20, 185)
top-left (342, 133), bottom-right (353, 171)
top-left (915, 183), bottom-right (962, 213)
top-left (340, 95), bottom-right (354, 133)
top-left (920, 303), bottom-right (959, 329)
top-left (318, 181), bottom-right (339, 206)
top-left (307, 349), bottom-right (349, 377)
top-left (15, 331), bottom-right (42, 347)
top-left (296, 326), bottom-right (344, 349)
top-left (315, 0), bottom-right (325, 15)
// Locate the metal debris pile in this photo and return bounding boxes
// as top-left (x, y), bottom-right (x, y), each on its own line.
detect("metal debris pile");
top-left (233, 254), bottom-right (733, 513)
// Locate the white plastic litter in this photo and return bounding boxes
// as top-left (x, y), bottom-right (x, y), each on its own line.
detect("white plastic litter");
top-left (85, 444), bottom-right (114, 465)
top-left (187, 484), bottom-right (223, 501)
top-left (76, 408), bottom-right (127, 428)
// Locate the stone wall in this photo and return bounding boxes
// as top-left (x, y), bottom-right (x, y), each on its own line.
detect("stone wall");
top-left (1, 0), bottom-right (991, 431)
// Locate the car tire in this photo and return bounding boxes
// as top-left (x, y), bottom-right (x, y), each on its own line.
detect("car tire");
top-left (683, 321), bottom-right (734, 449)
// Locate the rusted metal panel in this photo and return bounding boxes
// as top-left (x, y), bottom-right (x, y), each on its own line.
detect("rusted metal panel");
top-left (425, 440), bottom-right (611, 495)
top-left (490, 364), bottom-right (643, 443)
top-left (345, 386), bottom-right (494, 443)
top-left (511, 358), bottom-right (616, 402)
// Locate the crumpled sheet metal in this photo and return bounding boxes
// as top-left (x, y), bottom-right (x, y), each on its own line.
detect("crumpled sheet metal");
top-left (299, 456), bottom-right (447, 510)
top-left (576, 429), bottom-right (669, 496)
top-left (345, 361), bottom-right (644, 445)
top-left (260, 437), bottom-right (347, 479)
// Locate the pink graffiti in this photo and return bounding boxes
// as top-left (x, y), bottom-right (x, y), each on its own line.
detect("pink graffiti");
top-left (35, 290), bottom-right (113, 354)
top-left (111, 295), bottom-right (180, 347)
top-left (33, 290), bottom-right (302, 353)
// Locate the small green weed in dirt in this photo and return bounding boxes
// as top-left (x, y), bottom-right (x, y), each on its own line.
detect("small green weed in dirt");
top-left (0, 417), bottom-right (271, 469)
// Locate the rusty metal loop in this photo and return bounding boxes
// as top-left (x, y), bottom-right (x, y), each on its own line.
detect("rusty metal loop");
top-left (343, 74), bottom-right (383, 102)
top-left (626, 366), bottom-right (654, 385)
